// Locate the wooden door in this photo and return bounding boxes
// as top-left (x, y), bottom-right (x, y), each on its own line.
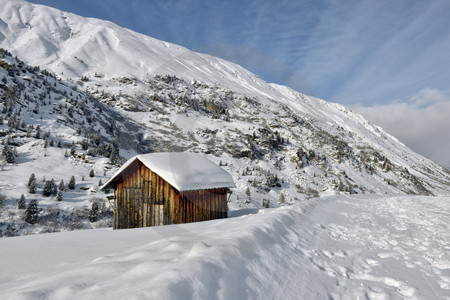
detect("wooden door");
top-left (121, 187), bottom-right (144, 228)
top-left (152, 204), bottom-right (164, 226)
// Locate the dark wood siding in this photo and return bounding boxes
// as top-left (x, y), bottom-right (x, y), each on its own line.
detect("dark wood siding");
top-left (112, 161), bottom-right (228, 229)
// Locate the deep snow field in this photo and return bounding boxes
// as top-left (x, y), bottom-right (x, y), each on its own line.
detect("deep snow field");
top-left (0, 195), bottom-right (448, 299)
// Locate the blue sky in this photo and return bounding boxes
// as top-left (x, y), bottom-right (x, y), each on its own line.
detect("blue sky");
top-left (28, 0), bottom-right (450, 167)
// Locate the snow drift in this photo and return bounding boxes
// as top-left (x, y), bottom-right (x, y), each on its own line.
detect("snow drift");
top-left (1, 195), bottom-right (449, 299)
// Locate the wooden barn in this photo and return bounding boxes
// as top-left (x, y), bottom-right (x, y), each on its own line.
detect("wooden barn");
top-left (101, 152), bottom-right (235, 229)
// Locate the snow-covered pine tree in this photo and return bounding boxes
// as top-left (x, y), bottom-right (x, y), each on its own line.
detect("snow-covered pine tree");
top-left (27, 173), bottom-right (36, 187)
top-left (68, 176), bottom-right (76, 190)
top-left (89, 169), bottom-right (95, 178)
top-left (2, 144), bottom-right (16, 163)
top-left (56, 190), bottom-right (63, 202)
top-left (109, 138), bottom-right (120, 165)
top-left (59, 180), bottom-right (66, 192)
top-left (24, 200), bottom-right (38, 224)
top-left (88, 202), bottom-right (99, 222)
top-left (50, 179), bottom-right (58, 196)
top-left (18, 194), bottom-right (26, 209)
top-left (35, 125), bottom-right (41, 139)
top-left (70, 141), bottom-right (76, 156)
top-left (42, 180), bottom-right (53, 197)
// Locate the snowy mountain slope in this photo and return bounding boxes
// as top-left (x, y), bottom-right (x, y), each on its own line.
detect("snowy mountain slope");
top-left (1, 195), bottom-right (449, 299)
top-left (1, 0), bottom-right (450, 217)
top-left (0, 49), bottom-right (153, 236)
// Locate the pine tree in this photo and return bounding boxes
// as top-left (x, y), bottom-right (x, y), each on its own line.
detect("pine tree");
top-left (50, 178), bottom-right (58, 196)
top-left (89, 169), bottom-right (95, 178)
top-left (68, 176), bottom-right (76, 190)
top-left (59, 180), bottom-right (66, 192)
top-left (89, 202), bottom-right (99, 222)
top-left (56, 190), bottom-right (63, 202)
top-left (109, 138), bottom-right (120, 165)
top-left (18, 194), bottom-right (26, 209)
top-left (28, 173), bottom-right (37, 194)
top-left (24, 199), bottom-right (38, 224)
top-left (98, 179), bottom-right (103, 187)
top-left (70, 141), bottom-right (76, 156)
top-left (27, 173), bottom-right (36, 187)
top-left (35, 125), bottom-right (41, 139)
top-left (2, 144), bottom-right (16, 163)
top-left (42, 180), bottom-right (53, 197)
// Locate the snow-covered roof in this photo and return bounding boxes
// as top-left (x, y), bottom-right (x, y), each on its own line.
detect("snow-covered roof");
top-left (102, 152), bottom-right (235, 192)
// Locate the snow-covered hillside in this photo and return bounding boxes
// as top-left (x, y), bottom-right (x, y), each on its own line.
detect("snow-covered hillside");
top-left (1, 195), bottom-right (449, 299)
top-left (0, 49), bottom-right (148, 236)
top-left (1, 0), bottom-right (450, 238)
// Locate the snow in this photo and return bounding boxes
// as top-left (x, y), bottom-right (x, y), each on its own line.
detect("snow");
top-left (1, 3), bottom-right (450, 297)
top-left (1, 195), bottom-right (449, 299)
top-left (103, 152), bottom-right (235, 191)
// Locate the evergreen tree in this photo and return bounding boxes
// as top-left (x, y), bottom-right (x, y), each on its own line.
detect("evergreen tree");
top-left (2, 144), bottom-right (16, 163)
top-left (28, 174), bottom-right (37, 194)
top-left (89, 169), bottom-right (95, 178)
top-left (24, 199), bottom-right (38, 224)
top-left (27, 173), bottom-right (36, 188)
top-left (18, 194), bottom-right (26, 209)
top-left (98, 179), bottom-right (103, 187)
top-left (70, 141), bottom-right (76, 156)
top-left (50, 178), bottom-right (58, 196)
top-left (56, 190), bottom-right (63, 202)
top-left (109, 138), bottom-right (120, 165)
top-left (88, 202), bottom-right (99, 222)
top-left (81, 139), bottom-right (89, 150)
top-left (35, 125), bottom-right (41, 139)
top-left (59, 180), bottom-right (66, 192)
top-left (68, 176), bottom-right (76, 190)
top-left (42, 180), bottom-right (53, 197)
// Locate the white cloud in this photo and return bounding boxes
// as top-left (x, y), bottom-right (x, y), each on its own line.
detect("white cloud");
top-left (354, 89), bottom-right (450, 168)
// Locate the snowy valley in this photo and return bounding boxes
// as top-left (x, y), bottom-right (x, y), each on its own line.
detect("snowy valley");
top-left (0, 0), bottom-right (449, 298)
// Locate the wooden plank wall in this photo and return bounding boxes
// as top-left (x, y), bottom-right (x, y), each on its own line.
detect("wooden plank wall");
top-left (178, 189), bottom-right (228, 224)
top-left (113, 162), bottom-right (228, 229)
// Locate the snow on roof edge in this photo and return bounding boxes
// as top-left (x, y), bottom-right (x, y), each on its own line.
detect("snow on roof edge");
top-left (101, 152), bottom-right (235, 192)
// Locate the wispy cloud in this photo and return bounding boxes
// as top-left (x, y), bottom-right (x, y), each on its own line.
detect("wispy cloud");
top-left (354, 89), bottom-right (450, 168)
top-left (296, 1), bottom-right (450, 105)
